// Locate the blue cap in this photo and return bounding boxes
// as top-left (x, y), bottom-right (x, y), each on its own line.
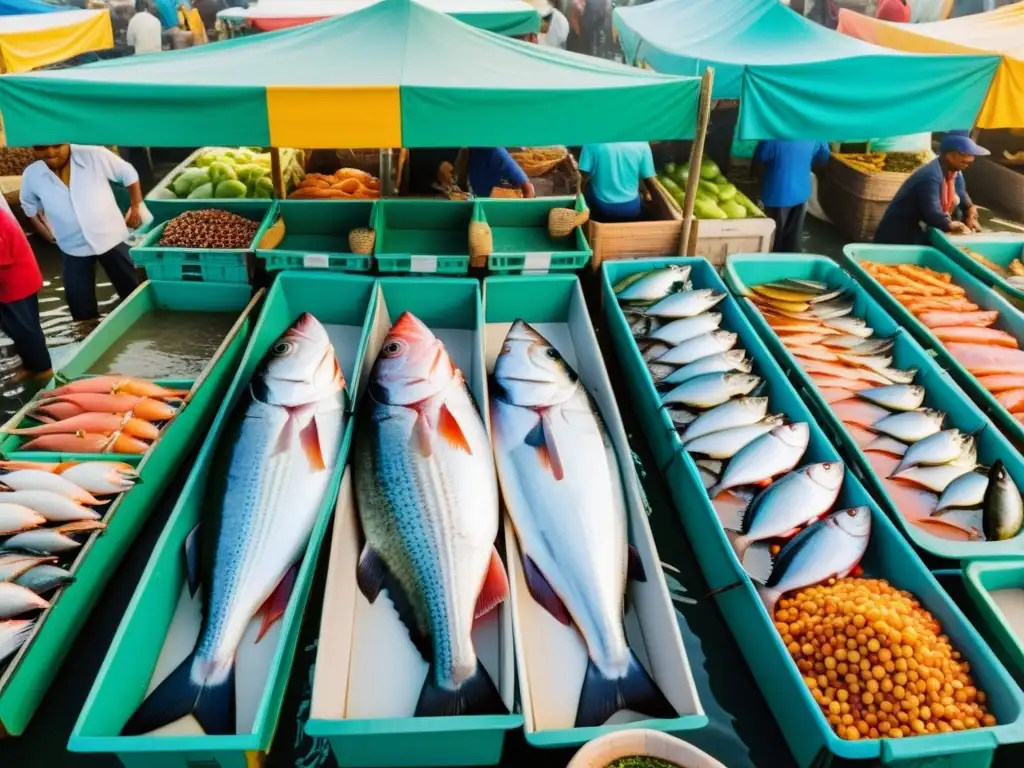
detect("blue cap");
top-left (939, 133), bottom-right (990, 156)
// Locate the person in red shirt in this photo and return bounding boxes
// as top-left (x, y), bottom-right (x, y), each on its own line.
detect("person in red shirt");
top-left (0, 203), bottom-right (52, 379)
top-left (876, 0), bottom-right (912, 22)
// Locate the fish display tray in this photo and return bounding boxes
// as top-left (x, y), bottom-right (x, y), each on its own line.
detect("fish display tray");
top-left (374, 199), bottom-right (474, 275)
top-left (482, 274), bottom-right (706, 748)
top-left (68, 273), bottom-right (378, 767)
top-left (0, 280), bottom-right (261, 738)
top-left (929, 229), bottom-right (1024, 309)
top-left (479, 196), bottom-right (592, 274)
top-left (963, 561), bottom-right (1024, 685)
top-left (722, 253), bottom-right (1024, 565)
top-left (840, 244), bottom-right (1024, 453)
top-left (254, 200), bottom-right (375, 273)
top-left (600, 257), bottom-right (1024, 768)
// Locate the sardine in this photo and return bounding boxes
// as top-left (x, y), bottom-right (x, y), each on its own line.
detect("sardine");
top-left (0, 619), bottom-right (33, 664)
top-left (872, 409), bottom-right (944, 443)
top-left (655, 330), bottom-right (738, 366)
top-left (13, 564), bottom-right (74, 596)
top-left (627, 312), bottom-right (660, 339)
top-left (893, 430), bottom-right (970, 476)
top-left (708, 423), bottom-right (810, 498)
top-left (935, 471), bottom-right (989, 513)
top-left (660, 351), bottom-right (752, 385)
top-left (982, 461), bottom-right (1024, 541)
top-left (645, 289), bottom-right (726, 319)
top-left (661, 372), bottom-right (760, 409)
top-left (615, 265), bottom-right (691, 302)
top-left (857, 384), bottom-right (926, 412)
top-left (647, 313), bottom-right (722, 345)
top-left (0, 503), bottom-right (46, 535)
top-left (683, 397), bottom-right (769, 443)
top-left (0, 582), bottom-right (49, 619)
top-left (683, 416), bottom-right (785, 460)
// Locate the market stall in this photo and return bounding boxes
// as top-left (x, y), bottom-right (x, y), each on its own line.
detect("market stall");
top-left (0, 7), bottom-right (112, 72)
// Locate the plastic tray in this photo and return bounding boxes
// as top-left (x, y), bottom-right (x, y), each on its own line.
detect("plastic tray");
top-left (479, 196), bottom-right (591, 273)
top-left (841, 244), bottom-right (1024, 452)
top-left (374, 199), bottom-right (472, 274)
top-left (600, 257), bottom-right (1024, 768)
top-left (929, 229), bottom-right (1024, 308)
top-left (963, 561), bottom-right (1024, 686)
top-left (254, 200), bottom-right (375, 273)
top-left (722, 253), bottom-right (1024, 565)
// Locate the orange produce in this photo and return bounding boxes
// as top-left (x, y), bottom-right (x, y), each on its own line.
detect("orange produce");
top-left (38, 393), bottom-right (178, 422)
top-left (10, 413), bottom-right (160, 441)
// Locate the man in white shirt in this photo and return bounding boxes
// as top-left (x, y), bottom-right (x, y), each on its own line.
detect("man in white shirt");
top-left (21, 145), bottom-right (144, 321)
top-left (539, 1), bottom-right (569, 49)
top-left (127, 0), bottom-right (164, 55)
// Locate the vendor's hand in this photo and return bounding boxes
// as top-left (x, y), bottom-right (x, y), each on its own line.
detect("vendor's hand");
top-left (125, 206), bottom-right (143, 230)
top-left (522, 182), bottom-right (537, 199)
top-left (967, 217), bottom-right (983, 233)
top-left (948, 221), bottom-right (971, 235)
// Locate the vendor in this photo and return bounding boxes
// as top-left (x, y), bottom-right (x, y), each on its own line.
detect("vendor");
top-left (539, 1), bottom-right (569, 49)
top-left (20, 145), bottom-right (143, 323)
top-left (754, 139), bottom-right (831, 253)
top-left (875, 0), bottom-right (911, 23)
top-left (0, 200), bottom-right (52, 381)
top-left (874, 133), bottom-right (986, 246)
top-left (579, 142), bottom-right (657, 223)
top-left (467, 148), bottom-right (536, 198)
top-left (127, 0), bottom-right (163, 55)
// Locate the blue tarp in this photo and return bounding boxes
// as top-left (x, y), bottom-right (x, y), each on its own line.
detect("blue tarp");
top-left (0, 0), bottom-right (61, 14)
top-left (613, 0), bottom-right (1001, 141)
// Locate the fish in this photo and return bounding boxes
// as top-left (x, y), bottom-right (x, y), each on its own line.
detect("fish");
top-left (935, 471), bottom-right (989, 513)
top-left (122, 312), bottom-right (346, 737)
top-left (823, 316), bottom-right (873, 338)
top-left (667, 408), bottom-right (698, 429)
top-left (0, 504), bottom-right (46, 535)
top-left (809, 374), bottom-right (874, 393)
top-left (891, 464), bottom-right (974, 494)
top-left (646, 313), bottom-right (722, 345)
top-left (698, 465), bottom-right (718, 490)
top-left (647, 363), bottom-right (677, 384)
top-left (491, 320), bottom-right (676, 727)
top-left (1, 521), bottom-right (105, 554)
top-left (660, 351), bottom-right (752, 385)
top-left (727, 462), bottom-right (845, 559)
top-left (654, 331), bottom-right (738, 366)
top-left (879, 367), bottom-right (918, 386)
top-left (799, 359), bottom-right (892, 386)
top-left (857, 384), bottom-right (926, 412)
top-left (682, 397), bottom-right (769, 444)
top-left (58, 461), bottom-right (137, 495)
top-left (820, 387), bottom-right (856, 404)
top-left (638, 340), bottom-right (674, 364)
top-left (644, 289), bottom-right (726, 319)
top-left (871, 409), bottom-right (944, 443)
top-left (0, 619), bottom-right (33, 664)
top-left (933, 326), bottom-right (1020, 349)
top-left (830, 399), bottom-right (891, 430)
top-left (836, 353), bottom-right (892, 374)
top-left (996, 389), bottom-right (1024, 413)
top-left (39, 393), bottom-right (178, 422)
top-left (660, 372), bottom-right (761, 409)
top-left (0, 553), bottom-right (56, 582)
top-left (0, 469), bottom-right (101, 505)
top-left (708, 423), bottom-right (811, 498)
top-left (849, 337), bottom-right (896, 356)
top-left (614, 266), bottom-right (691, 302)
top-left (683, 416), bottom-right (785, 459)
top-left (44, 376), bottom-right (189, 400)
top-left (784, 278), bottom-right (828, 293)
top-left (33, 401), bottom-right (84, 421)
top-left (809, 301), bottom-right (854, 320)
top-left (752, 285), bottom-right (816, 303)
top-left (946, 343), bottom-right (1024, 376)
top-left (790, 346), bottom-right (839, 363)
top-left (982, 461), bottom-right (1024, 541)
top-left (0, 582), bottom-right (49, 619)
top-left (864, 435), bottom-right (908, 457)
top-left (979, 375), bottom-right (1024, 394)
top-left (19, 432), bottom-right (151, 455)
top-left (13, 564), bottom-right (74, 596)
top-left (918, 310), bottom-right (999, 329)
top-left (8, 412), bottom-right (160, 441)
top-left (626, 311), bottom-right (659, 339)
top-left (892, 430), bottom-right (972, 476)
top-left (0, 491), bottom-right (98, 523)
top-left (753, 507), bottom-right (871, 613)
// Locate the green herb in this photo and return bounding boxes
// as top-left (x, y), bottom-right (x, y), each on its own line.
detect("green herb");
top-left (606, 757), bottom-right (680, 768)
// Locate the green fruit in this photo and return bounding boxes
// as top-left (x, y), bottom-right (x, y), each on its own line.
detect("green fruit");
top-left (694, 198), bottom-right (728, 220)
top-left (236, 164), bottom-right (268, 184)
top-left (664, 162), bottom-right (678, 177)
top-left (721, 200), bottom-right (746, 219)
top-left (734, 191), bottom-right (764, 218)
top-left (149, 186), bottom-right (178, 200)
top-left (256, 177), bottom-right (275, 195)
top-left (187, 182), bottom-right (214, 199)
top-left (172, 168), bottom-right (208, 196)
top-left (193, 151), bottom-right (216, 168)
top-left (215, 179), bottom-right (248, 199)
top-left (208, 161), bottom-right (238, 186)
top-left (717, 183), bottom-right (737, 203)
top-left (698, 179), bottom-right (719, 198)
top-left (700, 158), bottom-right (721, 180)
top-left (254, 187), bottom-right (272, 199)
top-left (660, 176), bottom-right (683, 199)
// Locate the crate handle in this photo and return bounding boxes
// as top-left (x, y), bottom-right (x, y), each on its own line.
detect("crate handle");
top-left (880, 726), bottom-right (996, 764)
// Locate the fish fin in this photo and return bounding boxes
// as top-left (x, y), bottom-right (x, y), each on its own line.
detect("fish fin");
top-left (184, 523), bottom-right (202, 598)
top-left (356, 544), bottom-right (388, 603)
top-left (358, 548), bottom-right (432, 660)
top-left (415, 659), bottom-right (507, 717)
top-left (627, 545), bottom-right (647, 583)
top-left (475, 547), bottom-right (510, 619)
top-left (525, 415), bottom-right (564, 481)
top-left (299, 417), bottom-right (326, 472)
top-left (121, 651), bottom-right (235, 737)
top-left (411, 411), bottom-right (433, 458)
top-left (256, 563), bottom-right (298, 643)
top-left (741, 542), bottom-right (775, 584)
top-left (522, 555), bottom-right (571, 626)
top-left (438, 403), bottom-right (472, 456)
top-left (575, 650), bottom-right (676, 728)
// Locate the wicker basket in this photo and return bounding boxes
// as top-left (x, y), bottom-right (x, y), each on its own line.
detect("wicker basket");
top-left (818, 155), bottom-right (914, 241)
top-left (510, 147), bottom-right (568, 178)
top-left (468, 220), bottom-right (493, 268)
top-left (348, 227), bottom-right (376, 255)
top-left (828, 154), bottom-right (912, 201)
top-left (548, 207), bottom-right (590, 238)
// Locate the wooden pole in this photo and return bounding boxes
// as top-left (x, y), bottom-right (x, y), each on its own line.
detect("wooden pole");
top-left (270, 147), bottom-right (287, 199)
top-left (678, 67), bottom-right (715, 256)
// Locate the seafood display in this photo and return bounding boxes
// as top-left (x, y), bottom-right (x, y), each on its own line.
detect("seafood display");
top-left (353, 312), bottom-right (508, 718)
top-left (959, 246), bottom-right (1024, 291)
top-left (491, 319), bottom-right (676, 728)
top-left (742, 275), bottom-right (1024, 543)
top-left (122, 313), bottom-right (346, 736)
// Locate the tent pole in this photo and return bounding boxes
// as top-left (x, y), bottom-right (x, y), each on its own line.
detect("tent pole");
top-left (271, 147), bottom-right (287, 199)
top-left (678, 67), bottom-right (715, 257)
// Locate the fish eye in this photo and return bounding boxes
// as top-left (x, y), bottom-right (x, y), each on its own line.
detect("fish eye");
top-left (273, 342), bottom-right (292, 356)
top-left (846, 509), bottom-right (857, 517)
top-left (382, 339), bottom-right (406, 358)
top-left (823, 462), bottom-right (832, 470)
top-left (545, 348), bottom-right (560, 360)
top-left (501, 344), bottom-right (511, 355)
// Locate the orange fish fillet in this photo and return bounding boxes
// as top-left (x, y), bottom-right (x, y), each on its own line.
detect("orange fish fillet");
top-left (996, 389), bottom-right (1024, 414)
top-left (933, 326), bottom-right (1019, 349)
top-left (918, 310), bottom-right (999, 329)
top-left (978, 375), bottom-right (1024, 393)
top-left (810, 374), bottom-right (874, 392)
top-left (819, 387), bottom-right (856, 404)
top-left (831, 399), bottom-right (890, 430)
top-left (946, 343), bottom-right (1024, 375)
top-left (10, 413), bottom-right (160, 441)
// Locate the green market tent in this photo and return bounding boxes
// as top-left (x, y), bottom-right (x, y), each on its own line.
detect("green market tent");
top-left (0, 0), bottom-right (700, 148)
top-left (613, 0), bottom-right (1000, 141)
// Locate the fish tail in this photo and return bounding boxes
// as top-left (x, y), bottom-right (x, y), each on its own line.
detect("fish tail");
top-left (414, 660), bottom-right (507, 718)
top-left (576, 651), bottom-right (676, 728)
top-left (121, 651), bottom-right (235, 736)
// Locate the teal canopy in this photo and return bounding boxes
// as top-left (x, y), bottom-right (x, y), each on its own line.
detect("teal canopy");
top-left (613, 0), bottom-right (1001, 141)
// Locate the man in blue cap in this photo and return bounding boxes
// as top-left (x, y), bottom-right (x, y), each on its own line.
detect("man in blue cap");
top-left (874, 133), bottom-right (988, 245)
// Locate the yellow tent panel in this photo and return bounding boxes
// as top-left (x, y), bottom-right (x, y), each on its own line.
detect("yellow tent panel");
top-left (0, 9), bottom-right (113, 74)
top-left (838, 2), bottom-right (1024, 129)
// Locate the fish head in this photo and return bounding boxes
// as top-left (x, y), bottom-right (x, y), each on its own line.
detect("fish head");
top-left (258, 313), bottom-right (343, 407)
top-left (763, 414), bottom-right (786, 427)
top-left (806, 461), bottom-right (845, 491)
top-left (713, 330), bottom-right (737, 346)
top-left (742, 397), bottom-right (769, 416)
top-left (369, 312), bottom-right (455, 406)
top-left (989, 460), bottom-right (1009, 486)
top-left (493, 320), bottom-right (578, 407)
top-left (909, 385), bottom-right (926, 400)
top-left (833, 505), bottom-right (872, 538)
top-left (725, 350), bottom-right (752, 373)
top-left (773, 422), bottom-right (809, 449)
top-left (725, 373), bottom-right (760, 392)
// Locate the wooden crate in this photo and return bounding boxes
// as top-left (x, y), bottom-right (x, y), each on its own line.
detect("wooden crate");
top-left (587, 178), bottom-right (682, 270)
top-left (687, 217), bottom-right (776, 268)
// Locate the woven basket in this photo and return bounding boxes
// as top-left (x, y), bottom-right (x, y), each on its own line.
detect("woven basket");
top-left (348, 227), bottom-right (376, 255)
top-left (468, 220), bottom-right (493, 268)
top-left (548, 207), bottom-right (590, 238)
top-left (828, 155), bottom-right (912, 201)
top-left (510, 147), bottom-right (568, 178)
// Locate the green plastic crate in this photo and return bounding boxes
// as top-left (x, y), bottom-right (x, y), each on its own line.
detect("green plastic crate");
top-left (929, 229), bottom-right (1024, 308)
top-left (374, 199), bottom-right (472, 274)
top-left (841, 244), bottom-right (1024, 452)
top-left (723, 253), bottom-right (1024, 565)
top-left (254, 200), bottom-right (375, 272)
top-left (600, 257), bottom-right (1024, 768)
top-left (480, 195), bottom-right (591, 273)
top-left (963, 561), bottom-right (1024, 686)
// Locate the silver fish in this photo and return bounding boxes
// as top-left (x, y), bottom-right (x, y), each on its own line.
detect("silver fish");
top-left (837, 353), bottom-right (892, 374)
top-left (123, 312), bottom-right (346, 737)
top-left (0, 491), bottom-right (98, 524)
top-left (683, 416), bottom-right (785, 460)
top-left (857, 384), bottom-right (926, 412)
top-left (784, 278), bottom-right (828, 294)
top-left (935, 471), bottom-right (989, 513)
top-left (850, 337), bottom-right (896, 356)
top-left (491, 320), bottom-right (675, 727)
top-left (828, 334), bottom-right (877, 350)
top-left (880, 367), bottom-right (918, 385)
top-left (661, 372), bottom-right (760, 409)
top-left (58, 461), bottom-right (137, 495)
top-left (615, 265), bottom-right (692, 302)
top-left (864, 435), bottom-right (908, 457)
top-left (0, 619), bottom-right (33, 664)
top-left (668, 407), bottom-right (698, 430)
top-left (0, 553), bottom-right (56, 583)
top-left (2, 520), bottom-right (104, 554)
top-left (0, 582), bottom-right (49, 619)
top-left (929, 508), bottom-right (984, 540)
top-left (808, 287), bottom-right (846, 304)
top-left (709, 423), bottom-right (810, 498)
top-left (645, 289), bottom-right (726, 319)
top-left (661, 350), bottom-right (752, 386)
top-left (683, 397), bottom-right (769, 443)
top-left (655, 330), bottom-right (738, 366)
top-left (982, 461), bottom-right (1024, 541)
top-left (893, 430), bottom-right (971, 476)
top-left (824, 316), bottom-right (873, 338)
top-left (728, 462), bottom-right (845, 559)
top-left (892, 464), bottom-right (973, 493)
top-left (0, 503), bottom-right (46, 535)
top-left (698, 465), bottom-right (718, 490)
top-left (639, 340), bottom-right (674, 364)
top-left (627, 312), bottom-right (660, 339)
top-left (810, 301), bottom-right (854, 320)
top-left (697, 459), bottom-right (724, 476)
top-left (647, 362), bottom-right (677, 384)
top-left (13, 564), bottom-right (74, 596)
top-left (754, 507), bottom-right (871, 613)
top-left (647, 313), bottom-right (722, 345)
top-left (872, 409), bottom-right (944, 443)
top-left (0, 469), bottom-right (99, 505)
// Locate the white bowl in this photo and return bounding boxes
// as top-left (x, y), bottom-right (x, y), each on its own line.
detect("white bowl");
top-left (567, 729), bottom-right (728, 768)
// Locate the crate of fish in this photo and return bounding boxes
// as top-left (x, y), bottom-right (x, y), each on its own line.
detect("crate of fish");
top-left (306, 277), bottom-right (522, 766)
top-left (929, 229), bottom-right (1024, 309)
top-left (478, 196), bottom-right (592, 274)
top-left (723, 253), bottom-right (1024, 565)
top-left (963, 561), bottom-right (1024, 685)
top-left (68, 273), bottom-right (378, 767)
top-left (482, 274), bottom-right (706, 748)
top-left (374, 199), bottom-right (473, 275)
top-left (599, 258), bottom-right (1024, 767)
top-left (254, 200), bottom-right (376, 273)
top-left (840, 244), bottom-right (1024, 452)
top-left (0, 280), bottom-right (261, 738)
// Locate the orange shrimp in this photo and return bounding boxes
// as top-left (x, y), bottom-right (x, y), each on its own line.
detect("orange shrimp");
top-left (33, 401), bottom-right (86, 421)
top-left (9, 413), bottom-right (160, 441)
top-left (43, 394), bottom-right (178, 422)
top-left (46, 376), bottom-right (189, 400)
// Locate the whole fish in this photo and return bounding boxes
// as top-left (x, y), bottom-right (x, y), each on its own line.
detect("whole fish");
top-left (864, 435), bottom-right (908, 457)
top-left (872, 409), bottom-right (944, 443)
top-left (880, 367), bottom-right (918, 386)
top-left (0, 553), bottom-right (55, 582)
top-left (13, 564), bottom-right (74, 596)
top-left (849, 337), bottom-right (896, 356)
top-left (667, 407), bottom-right (698, 429)
top-left (655, 331), bottom-right (738, 366)
top-left (615, 266), bottom-right (691, 303)
top-left (893, 430), bottom-right (972, 476)
top-left (0, 619), bottom-right (33, 664)
top-left (754, 507), bottom-right (871, 614)
top-left (122, 313), bottom-right (346, 737)
top-left (0, 504), bottom-right (46, 535)
top-left (2, 521), bottom-right (104, 554)
top-left (982, 461), bottom-right (1024, 541)
top-left (58, 461), bottom-right (137, 495)
top-left (644, 289), bottom-right (725, 319)
top-left (639, 340), bottom-right (674, 364)
top-left (823, 316), bottom-right (873, 338)
top-left (810, 301), bottom-right (854, 320)
top-left (492, 320), bottom-right (676, 728)
top-left (660, 372), bottom-right (760, 409)
top-left (0, 469), bottom-right (101, 505)
top-left (935, 471), bottom-right (989, 513)
top-left (708, 423), bottom-right (810, 498)
top-left (647, 313), bottom-right (722, 345)
top-left (647, 362), bottom-right (677, 384)
top-left (836, 353), bottom-right (892, 374)
top-left (0, 582), bottom-right (49, 619)
top-left (892, 464), bottom-right (973, 494)
top-left (727, 462), bottom-right (845, 559)
top-left (683, 416), bottom-right (785, 460)
top-left (626, 312), bottom-right (659, 339)
top-left (353, 312), bottom-right (507, 719)
top-left (660, 351), bottom-right (752, 385)
top-left (857, 384), bottom-right (926, 412)
top-left (683, 397), bottom-right (769, 444)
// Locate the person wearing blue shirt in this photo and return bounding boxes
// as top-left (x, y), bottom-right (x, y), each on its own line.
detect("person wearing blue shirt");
top-left (874, 134), bottom-right (986, 246)
top-left (754, 140), bottom-right (831, 253)
top-left (578, 142), bottom-right (656, 223)
top-left (467, 148), bottom-right (535, 198)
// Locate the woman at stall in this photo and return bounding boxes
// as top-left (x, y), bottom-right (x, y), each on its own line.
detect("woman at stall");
top-left (0, 197), bottom-right (52, 381)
